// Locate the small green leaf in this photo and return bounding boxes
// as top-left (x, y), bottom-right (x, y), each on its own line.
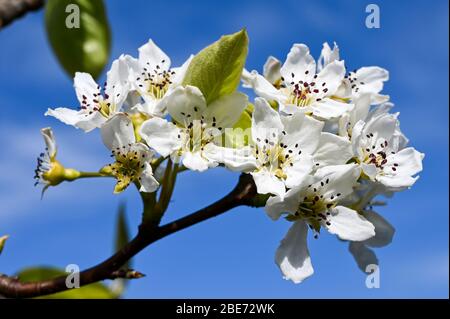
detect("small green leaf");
top-left (224, 108), bottom-right (252, 148)
top-left (183, 29), bottom-right (249, 104)
top-left (45, 0), bottom-right (111, 79)
top-left (0, 235), bottom-right (8, 255)
top-left (17, 267), bottom-right (116, 299)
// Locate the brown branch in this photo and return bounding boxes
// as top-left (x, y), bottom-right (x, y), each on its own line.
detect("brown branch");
top-left (0, 174), bottom-right (257, 298)
top-left (0, 0), bottom-right (44, 30)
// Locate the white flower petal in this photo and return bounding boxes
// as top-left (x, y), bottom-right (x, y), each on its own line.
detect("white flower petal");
top-left (263, 56), bottom-right (282, 84)
top-left (138, 39), bottom-right (171, 70)
top-left (41, 127), bottom-right (57, 158)
top-left (280, 44), bottom-right (316, 82)
top-left (100, 113), bottom-right (135, 150)
top-left (205, 92), bottom-right (248, 129)
top-left (284, 153), bottom-right (314, 189)
top-left (312, 98), bottom-right (352, 120)
top-left (275, 220), bottom-right (314, 284)
top-left (265, 186), bottom-right (301, 220)
top-left (251, 170), bottom-right (286, 198)
top-left (166, 86), bottom-right (206, 125)
top-left (182, 151), bottom-right (213, 172)
top-left (73, 72), bottom-right (98, 103)
top-left (105, 55), bottom-right (131, 110)
top-left (314, 132), bottom-right (353, 167)
top-left (252, 73), bottom-right (285, 101)
top-left (139, 162), bottom-right (159, 193)
top-left (281, 111), bottom-right (324, 154)
top-left (251, 97), bottom-right (283, 147)
top-left (315, 164), bottom-right (360, 200)
top-left (45, 107), bottom-right (105, 132)
top-left (362, 210), bottom-right (395, 248)
top-left (139, 117), bottom-right (183, 157)
top-left (355, 66), bottom-right (389, 96)
top-left (318, 42), bottom-right (340, 71)
top-left (325, 206), bottom-right (375, 241)
top-left (203, 144), bottom-right (256, 172)
top-left (315, 60), bottom-right (346, 96)
top-left (348, 242), bottom-right (378, 272)
top-left (171, 54), bottom-right (193, 86)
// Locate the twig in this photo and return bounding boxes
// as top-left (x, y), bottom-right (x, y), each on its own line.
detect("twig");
top-left (0, 174), bottom-right (257, 298)
top-left (0, 0), bottom-right (44, 29)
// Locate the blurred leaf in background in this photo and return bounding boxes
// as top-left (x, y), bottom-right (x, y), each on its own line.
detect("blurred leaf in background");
top-left (0, 235), bottom-right (8, 255)
top-left (16, 267), bottom-right (117, 299)
top-left (45, 0), bottom-right (111, 79)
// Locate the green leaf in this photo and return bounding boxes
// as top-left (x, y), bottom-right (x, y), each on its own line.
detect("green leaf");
top-left (224, 107), bottom-right (252, 148)
top-left (45, 0), bottom-right (111, 79)
top-left (0, 235), bottom-right (8, 255)
top-left (183, 29), bottom-right (249, 104)
top-left (17, 267), bottom-right (116, 299)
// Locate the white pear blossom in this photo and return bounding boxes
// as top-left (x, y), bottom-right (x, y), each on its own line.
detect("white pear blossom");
top-left (351, 111), bottom-right (424, 190)
top-left (101, 114), bottom-right (159, 194)
top-left (126, 39), bottom-right (193, 117)
top-left (46, 56), bottom-right (130, 132)
top-left (139, 85), bottom-right (248, 172)
top-left (318, 42), bottom-right (390, 104)
top-left (265, 164), bottom-right (375, 283)
top-left (244, 44), bottom-right (352, 120)
top-left (207, 97), bottom-right (353, 199)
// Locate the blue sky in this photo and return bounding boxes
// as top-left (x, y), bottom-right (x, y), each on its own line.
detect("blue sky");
top-left (0, 0), bottom-right (448, 298)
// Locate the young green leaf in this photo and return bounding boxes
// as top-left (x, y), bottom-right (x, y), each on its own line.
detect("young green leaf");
top-left (183, 29), bottom-right (249, 104)
top-left (17, 267), bottom-right (116, 299)
top-left (45, 0), bottom-right (111, 79)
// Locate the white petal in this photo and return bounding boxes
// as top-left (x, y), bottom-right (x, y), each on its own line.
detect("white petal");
top-left (100, 113), bottom-right (135, 150)
top-left (241, 68), bottom-right (256, 88)
top-left (41, 127), bottom-right (57, 158)
top-left (281, 111), bottom-right (324, 154)
top-left (166, 85), bottom-right (206, 125)
top-left (275, 220), bottom-right (314, 284)
top-left (355, 66), bottom-right (389, 96)
top-left (138, 39), bottom-right (171, 70)
top-left (349, 242), bottom-right (378, 272)
top-left (318, 42), bottom-right (340, 71)
top-left (314, 132), bottom-right (353, 167)
top-left (316, 164), bottom-right (360, 200)
top-left (139, 162), bottom-right (159, 193)
top-left (252, 73), bottom-right (285, 101)
top-left (362, 210), bottom-right (395, 248)
top-left (280, 44), bottom-right (316, 82)
top-left (315, 60), bottom-right (346, 96)
top-left (251, 97), bottom-right (282, 147)
top-left (105, 55), bottom-right (131, 111)
top-left (139, 117), bottom-right (183, 157)
top-left (377, 147), bottom-right (424, 189)
top-left (263, 56), bottom-right (282, 84)
top-left (205, 92), bottom-right (248, 129)
top-left (361, 163), bottom-right (378, 180)
top-left (203, 144), bottom-right (256, 172)
top-left (265, 186), bottom-right (302, 220)
top-left (182, 151), bottom-right (213, 172)
top-left (45, 107), bottom-right (105, 132)
top-left (325, 206), bottom-right (375, 241)
top-left (284, 153), bottom-right (314, 189)
top-left (251, 170), bottom-right (286, 198)
top-left (73, 72), bottom-right (98, 104)
top-left (171, 54), bottom-right (193, 85)
top-left (312, 98), bottom-right (352, 120)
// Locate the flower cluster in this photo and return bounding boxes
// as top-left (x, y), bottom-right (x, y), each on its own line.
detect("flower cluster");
top-left (38, 37), bottom-right (424, 284)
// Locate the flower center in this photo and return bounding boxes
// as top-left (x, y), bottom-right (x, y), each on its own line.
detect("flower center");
top-left (362, 134), bottom-right (399, 173)
top-left (279, 72), bottom-right (328, 107)
top-left (137, 60), bottom-right (175, 100)
top-left (79, 82), bottom-right (116, 118)
top-left (108, 146), bottom-right (146, 192)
